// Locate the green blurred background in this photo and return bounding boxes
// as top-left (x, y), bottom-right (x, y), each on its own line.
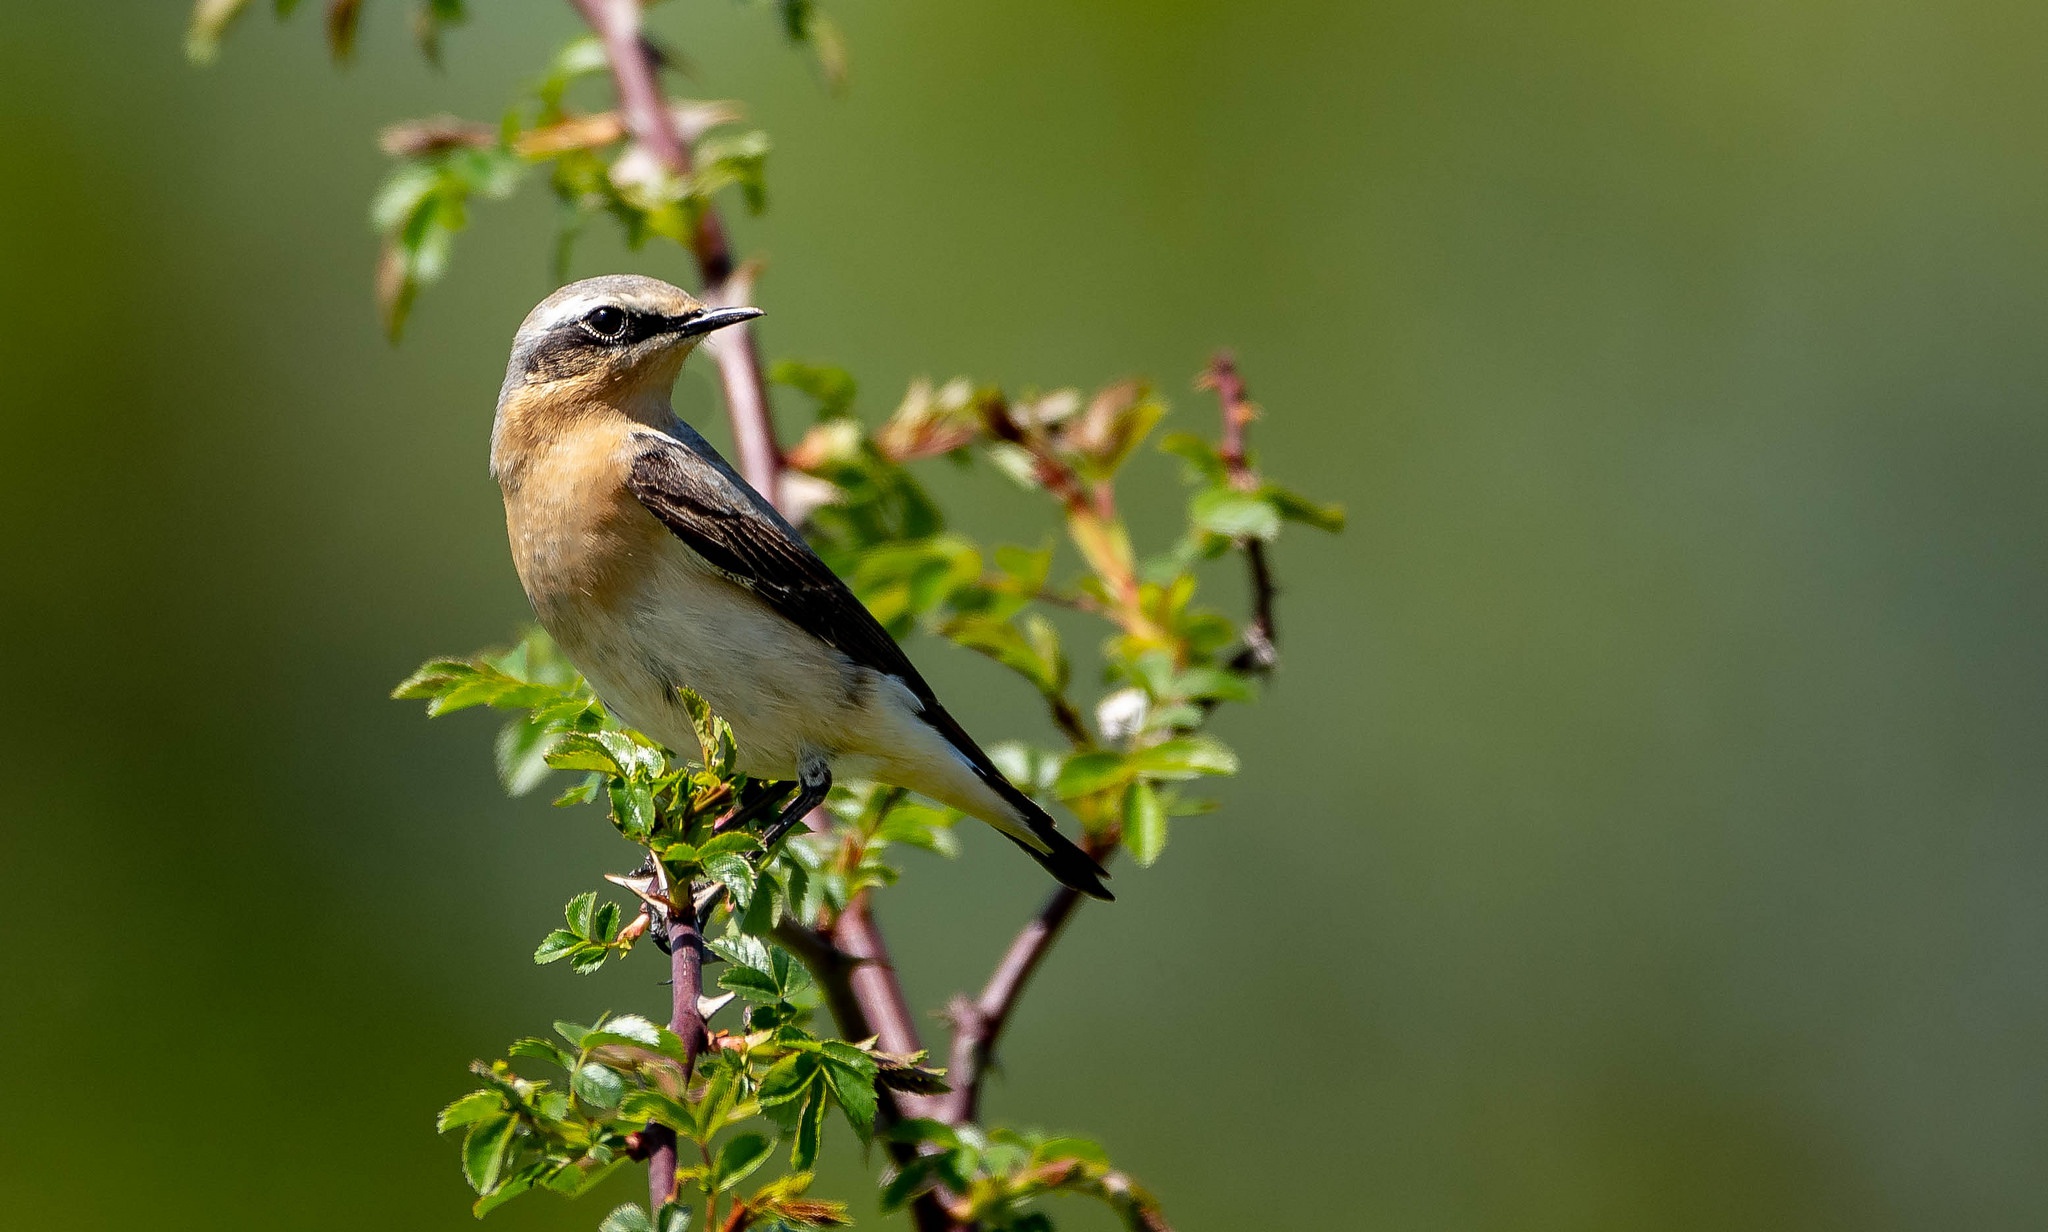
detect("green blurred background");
top-left (4, 1), bottom-right (2045, 1228)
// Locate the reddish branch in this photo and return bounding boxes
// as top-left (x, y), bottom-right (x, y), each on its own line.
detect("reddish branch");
top-left (645, 894), bottom-right (708, 1210)
top-left (568, 0), bottom-right (780, 494)
top-left (940, 835), bottom-right (1114, 1126)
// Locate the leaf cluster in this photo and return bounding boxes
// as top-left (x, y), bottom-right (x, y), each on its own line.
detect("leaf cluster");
top-left (881, 1121), bottom-right (1169, 1232)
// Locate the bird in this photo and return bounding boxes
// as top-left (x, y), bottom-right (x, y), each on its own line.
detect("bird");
top-left (490, 274), bottom-right (1112, 900)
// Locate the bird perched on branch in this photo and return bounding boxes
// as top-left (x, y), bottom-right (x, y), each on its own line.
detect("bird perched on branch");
top-left (490, 275), bottom-right (1112, 899)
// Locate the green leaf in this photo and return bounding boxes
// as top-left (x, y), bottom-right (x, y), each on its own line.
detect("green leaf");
top-left (495, 716), bottom-right (560, 796)
top-left (696, 832), bottom-right (764, 860)
top-left (1032, 1136), bottom-right (1112, 1167)
top-left (554, 774), bottom-right (602, 807)
top-left (712, 1132), bottom-right (774, 1192)
top-left (820, 1057), bottom-right (877, 1140)
top-left (186, 0), bottom-right (257, 64)
top-left (547, 732), bottom-right (623, 775)
top-left (1130, 735), bottom-right (1239, 779)
top-left (565, 891), bottom-right (598, 936)
top-left (755, 1053), bottom-right (817, 1107)
top-left (571, 1063), bottom-right (625, 1111)
top-left (1265, 484), bottom-right (1347, 533)
top-left (1123, 779), bottom-right (1167, 866)
top-left (436, 1089), bottom-right (504, 1132)
top-left (598, 1204), bottom-right (655, 1232)
top-left (1191, 488), bottom-right (1281, 540)
top-left (708, 933), bottom-right (773, 974)
top-left (534, 929), bottom-right (582, 965)
top-left (791, 1084), bottom-right (827, 1171)
top-left (770, 360), bottom-right (858, 419)
top-left (608, 777), bottom-right (656, 841)
top-left (702, 853), bottom-right (755, 909)
top-left (1054, 750), bottom-right (1134, 800)
top-left (508, 1037), bottom-right (575, 1069)
top-left (718, 965), bottom-right (782, 1003)
top-left (1158, 431), bottom-right (1227, 484)
top-left (462, 1114), bottom-right (519, 1194)
top-left (655, 1201), bottom-right (694, 1232)
top-left (470, 1162), bottom-right (541, 1216)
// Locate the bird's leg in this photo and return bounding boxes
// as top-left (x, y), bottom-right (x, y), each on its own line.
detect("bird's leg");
top-left (758, 753), bottom-right (830, 853)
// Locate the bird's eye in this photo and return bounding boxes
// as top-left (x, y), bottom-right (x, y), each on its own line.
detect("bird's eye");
top-left (582, 306), bottom-right (629, 341)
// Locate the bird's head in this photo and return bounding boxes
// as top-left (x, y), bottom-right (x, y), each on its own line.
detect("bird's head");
top-left (500, 274), bottom-right (762, 410)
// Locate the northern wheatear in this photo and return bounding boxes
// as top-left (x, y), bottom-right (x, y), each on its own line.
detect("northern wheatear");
top-left (491, 275), bottom-right (1111, 899)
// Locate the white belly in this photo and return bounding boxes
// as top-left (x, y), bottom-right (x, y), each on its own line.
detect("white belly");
top-left (539, 535), bottom-right (1021, 830)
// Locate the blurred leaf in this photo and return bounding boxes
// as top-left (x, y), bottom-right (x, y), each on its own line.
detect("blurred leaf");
top-left (186, 0), bottom-right (257, 64)
top-left (1130, 735), bottom-right (1238, 779)
top-left (1266, 484), bottom-right (1347, 533)
top-left (1123, 779), bottom-right (1167, 866)
top-left (325, 0), bottom-right (361, 61)
top-left (1191, 488), bottom-right (1281, 540)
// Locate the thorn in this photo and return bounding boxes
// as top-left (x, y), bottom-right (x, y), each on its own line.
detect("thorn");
top-left (697, 991), bottom-right (737, 1020)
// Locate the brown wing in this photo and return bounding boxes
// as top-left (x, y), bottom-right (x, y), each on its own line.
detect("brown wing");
top-left (623, 432), bottom-right (939, 710)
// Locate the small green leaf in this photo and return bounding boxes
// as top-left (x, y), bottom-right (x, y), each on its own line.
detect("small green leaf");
top-left (702, 853), bottom-right (755, 909)
top-left (1191, 488), bottom-right (1281, 540)
top-left (791, 1084), bottom-right (827, 1170)
top-left (609, 777), bottom-right (656, 840)
top-left (1123, 779), bottom-right (1167, 866)
top-left (655, 1202), bottom-right (694, 1232)
top-left (565, 891), bottom-right (597, 936)
top-left (756, 1053), bottom-right (818, 1107)
top-left (1054, 751), bottom-right (1134, 800)
top-left (712, 1132), bottom-right (774, 1192)
top-left (1130, 735), bottom-right (1238, 779)
top-left (436, 1090), bottom-right (504, 1132)
top-left (1265, 484), bottom-right (1347, 533)
top-left (462, 1113), bottom-right (518, 1193)
top-left (718, 965), bottom-right (782, 1003)
top-left (598, 1204), bottom-right (655, 1232)
top-left (571, 1063), bottom-right (625, 1111)
top-left (534, 929), bottom-right (581, 964)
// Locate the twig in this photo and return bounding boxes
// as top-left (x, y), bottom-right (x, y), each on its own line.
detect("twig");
top-left (567, 0), bottom-right (779, 493)
top-left (1201, 351), bottom-right (1278, 672)
top-left (940, 355), bottom-right (1290, 1136)
top-left (939, 837), bottom-right (1110, 1126)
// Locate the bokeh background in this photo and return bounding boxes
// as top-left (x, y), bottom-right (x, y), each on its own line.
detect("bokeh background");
top-left (4, 2), bottom-right (2045, 1228)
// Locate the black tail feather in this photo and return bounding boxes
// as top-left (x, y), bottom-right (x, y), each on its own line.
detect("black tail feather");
top-left (919, 703), bottom-right (1114, 900)
top-left (1001, 813), bottom-right (1115, 901)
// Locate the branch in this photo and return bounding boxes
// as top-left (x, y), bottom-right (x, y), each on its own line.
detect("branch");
top-left (646, 883), bottom-right (708, 1211)
top-left (568, 0), bottom-right (780, 493)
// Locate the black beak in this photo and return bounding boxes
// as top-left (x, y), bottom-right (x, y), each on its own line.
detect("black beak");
top-left (675, 305), bottom-right (764, 338)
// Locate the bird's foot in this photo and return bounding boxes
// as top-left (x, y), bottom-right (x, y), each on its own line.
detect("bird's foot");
top-left (757, 755), bottom-right (831, 854)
